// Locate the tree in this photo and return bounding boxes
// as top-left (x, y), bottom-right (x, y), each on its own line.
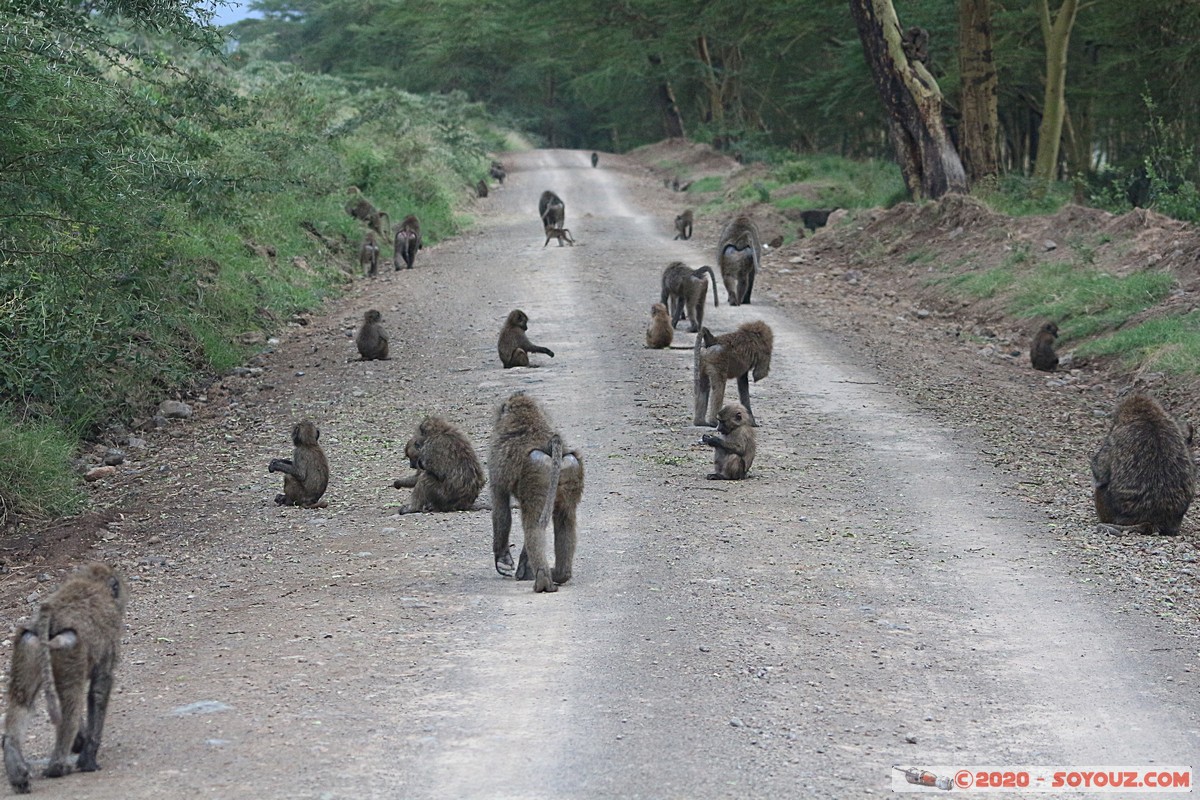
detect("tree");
top-left (1031, 0), bottom-right (1079, 181)
top-left (958, 0), bottom-right (1000, 181)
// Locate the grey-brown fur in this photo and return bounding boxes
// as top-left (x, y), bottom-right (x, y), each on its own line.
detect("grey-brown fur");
top-left (645, 303), bottom-right (673, 349)
top-left (476, 179), bottom-right (489, 198)
top-left (498, 309), bottom-right (555, 368)
top-left (393, 215), bottom-right (422, 270)
top-left (538, 190), bottom-right (565, 229)
top-left (345, 186), bottom-right (389, 236)
top-left (590, 152), bottom-right (599, 168)
top-left (543, 226), bottom-right (575, 247)
top-left (359, 231), bottom-right (380, 277)
top-left (355, 309), bottom-right (389, 361)
top-left (673, 209), bottom-right (693, 240)
top-left (393, 416), bottom-right (485, 513)
top-left (268, 420), bottom-right (329, 507)
top-left (490, 161), bottom-right (506, 184)
top-left (693, 321), bottom-right (774, 427)
top-left (701, 403), bottom-right (756, 480)
top-left (716, 215), bottom-right (762, 305)
top-left (660, 261), bottom-right (719, 332)
top-left (1030, 322), bottom-right (1059, 372)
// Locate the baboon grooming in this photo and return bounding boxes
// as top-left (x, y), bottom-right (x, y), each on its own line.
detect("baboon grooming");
top-left (543, 226), bottom-right (575, 247)
top-left (1091, 393), bottom-right (1196, 535)
top-left (1030, 322), bottom-right (1059, 372)
top-left (538, 190), bottom-right (565, 229)
top-left (701, 403), bottom-right (756, 480)
top-left (673, 209), bottom-right (694, 240)
top-left (645, 303), bottom-right (673, 349)
top-left (345, 186), bottom-right (389, 236)
top-left (590, 152), bottom-right (599, 168)
top-left (660, 261), bottom-right (719, 332)
top-left (359, 231), bottom-right (380, 277)
top-left (393, 215), bottom-right (422, 271)
top-left (355, 309), bottom-right (389, 361)
top-left (268, 420), bottom-right (330, 508)
top-left (4, 562), bottom-right (127, 793)
top-left (716, 215), bottom-right (763, 305)
top-left (498, 309), bottom-right (555, 368)
top-left (693, 321), bottom-right (774, 427)
top-left (393, 416), bottom-right (485, 513)
top-left (489, 393), bottom-right (584, 592)
top-left (477, 179), bottom-right (489, 198)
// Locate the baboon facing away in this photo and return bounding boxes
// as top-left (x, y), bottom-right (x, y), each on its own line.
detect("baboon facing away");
top-left (355, 309), bottom-right (389, 361)
top-left (543, 226), bottom-right (575, 247)
top-left (716, 215), bottom-right (762, 305)
top-left (1091, 392), bottom-right (1196, 535)
top-left (645, 303), bottom-right (673, 349)
top-left (799, 209), bottom-right (835, 233)
top-left (673, 209), bottom-right (694, 240)
top-left (660, 261), bottom-right (719, 332)
top-left (489, 393), bottom-right (584, 592)
top-left (345, 187), bottom-right (389, 236)
top-left (4, 562), bottom-right (127, 793)
top-left (268, 420), bottom-right (330, 507)
top-left (359, 231), bottom-right (380, 277)
top-left (701, 403), bottom-right (756, 480)
top-left (393, 215), bottom-right (422, 270)
top-left (498, 309), bottom-right (555, 368)
top-left (1030, 322), bottom-right (1059, 372)
top-left (477, 179), bottom-right (489, 198)
top-left (393, 416), bottom-right (485, 513)
top-left (590, 152), bottom-right (599, 168)
top-left (490, 161), bottom-right (507, 184)
top-left (693, 321), bottom-right (774, 427)
top-left (538, 190), bottom-right (565, 229)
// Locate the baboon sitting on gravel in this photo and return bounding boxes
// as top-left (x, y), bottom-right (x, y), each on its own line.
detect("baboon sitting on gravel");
top-left (268, 420), bottom-right (330, 508)
top-left (645, 303), bottom-right (673, 349)
top-left (701, 403), bottom-right (756, 480)
top-left (498, 310), bottom-right (555, 368)
top-left (1030, 322), bottom-right (1059, 372)
top-left (393, 416), bottom-right (486, 513)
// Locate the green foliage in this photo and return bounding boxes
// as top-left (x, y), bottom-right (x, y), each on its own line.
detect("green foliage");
top-left (688, 176), bottom-right (724, 193)
top-left (1076, 312), bottom-right (1200, 373)
top-left (1139, 93), bottom-right (1200, 222)
top-left (975, 175), bottom-right (1074, 217)
top-left (1009, 264), bottom-right (1174, 338)
top-left (0, 412), bottom-right (83, 524)
top-left (945, 266), bottom-right (1017, 299)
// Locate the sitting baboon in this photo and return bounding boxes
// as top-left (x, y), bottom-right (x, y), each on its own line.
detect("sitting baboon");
top-left (693, 321), bottom-right (774, 427)
top-left (268, 420), bottom-right (329, 508)
top-left (701, 403), bottom-right (756, 480)
top-left (660, 261), bottom-right (719, 332)
top-left (717, 215), bottom-right (762, 305)
top-left (393, 215), bottom-right (422, 271)
top-left (538, 190), bottom-right (565, 229)
top-left (799, 208), bottom-right (835, 234)
top-left (1091, 392), bottom-right (1196, 535)
top-left (393, 416), bottom-right (485, 513)
top-left (1030, 322), bottom-right (1059, 372)
top-left (489, 393), bottom-right (584, 592)
top-left (490, 161), bottom-right (507, 184)
top-left (767, 234), bottom-right (784, 249)
top-left (645, 303), bottom-right (673, 349)
top-left (543, 226), bottom-right (575, 247)
top-left (477, 179), bottom-right (489, 198)
top-left (345, 186), bottom-right (389, 236)
top-left (673, 209), bottom-right (694, 240)
top-left (355, 309), bottom-right (389, 361)
top-left (4, 562), bottom-right (127, 793)
top-left (498, 309), bottom-right (555, 368)
top-left (590, 152), bottom-right (599, 168)
top-left (902, 25), bottom-right (930, 65)
top-left (359, 231), bottom-right (380, 277)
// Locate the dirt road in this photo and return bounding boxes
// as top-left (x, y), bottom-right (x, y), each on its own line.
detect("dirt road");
top-left (5, 150), bottom-right (1199, 798)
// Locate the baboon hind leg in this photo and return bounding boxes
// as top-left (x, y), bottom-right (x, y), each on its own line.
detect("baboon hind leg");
top-left (551, 456), bottom-right (582, 585)
top-left (76, 668), bottom-right (114, 772)
top-left (45, 670), bottom-right (86, 779)
top-left (492, 489), bottom-right (515, 576)
top-left (705, 373), bottom-right (727, 428)
top-left (736, 374), bottom-right (756, 426)
top-left (693, 370), bottom-right (712, 427)
top-left (517, 452), bottom-right (556, 592)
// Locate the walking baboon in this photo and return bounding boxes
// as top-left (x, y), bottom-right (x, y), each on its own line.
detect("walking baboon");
top-left (1030, 322), bottom-right (1059, 372)
top-left (268, 420), bottom-right (329, 508)
top-left (660, 261), bottom-right (719, 332)
top-left (489, 393), bottom-right (584, 592)
top-left (717, 215), bottom-right (762, 305)
top-left (590, 152), bottom-right (599, 168)
top-left (490, 160), bottom-right (506, 184)
top-left (477, 179), bottom-right (489, 198)
top-left (393, 215), bottom-right (422, 270)
top-left (345, 187), bottom-right (389, 236)
top-left (359, 231), bottom-right (380, 277)
top-left (645, 303), bottom-right (673, 349)
top-left (4, 562), bottom-right (127, 793)
top-left (355, 309), bottom-right (389, 361)
top-left (538, 190), bottom-right (565, 229)
top-left (693, 321), bottom-right (774, 427)
top-left (498, 309), bottom-right (555, 368)
top-left (1091, 392), bottom-right (1196, 535)
top-left (393, 416), bottom-right (485, 513)
top-left (673, 209), bottom-right (694, 240)
top-left (701, 403), bottom-right (756, 480)
top-left (543, 226), bottom-right (575, 247)
top-left (799, 208), bottom-right (835, 234)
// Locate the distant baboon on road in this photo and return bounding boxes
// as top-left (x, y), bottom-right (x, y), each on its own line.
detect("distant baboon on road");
top-left (645, 303), bottom-right (673, 349)
top-left (694, 321), bottom-right (774, 428)
top-left (355, 309), bottom-right (389, 361)
top-left (498, 309), bottom-right (555, 368)
top-left (1030, 322), bottom-right (1059, 372)
top-left (590, 152), bottom-right (599, 168)
top-left (717, 215), bottom-right (762, 305)
top-left (269, 420), bottom-right (329, 508)
top-left (673, 209), bottom-right (694, 241)
top-left (359, 231), bottom-right (380, 277)
top-left (393, 215), bottom-right (422, 271)
top-left (538, 190), bottom-right (565, 229)
top-left (660, 261), bottom-right (719, 332)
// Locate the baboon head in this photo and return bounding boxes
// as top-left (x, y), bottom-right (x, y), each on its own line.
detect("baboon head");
top-left (717, 403), bottom-right (750, 435)
top-left (364, 309), bottom-right (383, 324)
top-left (293, 420), bottom-right (320, 446)
top-left (506, 310), bottom-right (529, 330)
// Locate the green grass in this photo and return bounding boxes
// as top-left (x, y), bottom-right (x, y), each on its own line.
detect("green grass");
top-left (0, 413), bottom-right (84, 523)
top-left (1077, 311), bottom-right (1200, 373)
top-left (944, 265), bottom-right (1016, 298)
top-left (975, 175), bottom-right (1074, 217)
top-left (1010, 263), bottom-right (1174, 338)
top-left (688, 176), bottom-right (723, 193)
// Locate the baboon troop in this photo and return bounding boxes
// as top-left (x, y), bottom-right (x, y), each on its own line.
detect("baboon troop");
top-left (355, 309), bottom-right (389, 361)
top-left (660, 261), bottom-right (719, 333)
top-left (701, 403), bottom-right (756, 480)
top-left (1091, 393), bottom-right (1196, 535)
top-left (673, 209), bottom-right (693, 240)
top-left (1030, 322), bottom-right (1060, 372)
top-left (591, 152), bottom-right (599, 168)
top-left (538, 190), bottom-right (565, 230)
top-left (477, 179), bottom-right (489, 198)
top-left (4, 563), bottom-right (127, 794)
top-left (498, 309), bottom-right (555, 368)
top-left (716, 215), bottom-right (762, 305)
top-left (393, 416), bottom-right (485, 513)
top-left (359, 231), bottom-right (380, 277)
top-left (489, 160), bottom-right (506, 184)
top-left (488, 393), bottom-right (584, 592)
top-left (543, 226), bottom-right (575, 247)
top-left (346, 186), bottom-right (389, 236)
top-left (268, 420), bottom-right (330, 508)
top-left (645, 303), bottom-right (673, 349)
top-left (393, 214), bottom-right (422, 271)
top-left (693, 321), bottom-right (774, 428)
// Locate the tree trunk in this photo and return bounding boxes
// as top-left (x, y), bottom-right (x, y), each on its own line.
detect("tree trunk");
top-left (957, 0), bottom-right (1000, 182)
top-left (648, 54), bottom-right (686, 139)
top-left (1032, 0), bottom-right (1079, 181)
top-left (849, 0), bottom-right (968, 199)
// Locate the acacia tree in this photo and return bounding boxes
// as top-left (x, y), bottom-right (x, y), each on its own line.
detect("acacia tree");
top-left (1032, 0), bottom-right (1079, 180)
top-left (958, 0), bottom-right (999, 181)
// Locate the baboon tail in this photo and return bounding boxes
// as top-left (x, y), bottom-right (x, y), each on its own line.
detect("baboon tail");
top-left (693, 325), bottom-right (708, 388)
top-left (535, 434), bottom-right (564, 534)
top-left (33, 614), bottom-right (62, 726)
top-left (697, 266), bottom-right (719, 307)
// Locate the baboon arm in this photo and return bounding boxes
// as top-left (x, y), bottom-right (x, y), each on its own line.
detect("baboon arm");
top-left (394, 473), bottom-right (419, 489)
top-left (268, 458), bottom-right (300, 477)
top-left (701, 434), bottom-right (748, 458)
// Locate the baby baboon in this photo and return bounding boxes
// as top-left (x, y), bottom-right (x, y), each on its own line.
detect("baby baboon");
top-left (767, 234), bottom-right (784, 249)
top-left (393, 215), bottom-right (422, 270)
top-left (490, 161), bottom-right (507, 184)
top-left (268, 420), bottom-right (330, 508)
top-left (355, 309), bottom-right (389, 361)
top-left (701, 403), bottom-right (756, 480)
top-left (393, 416), bottom-right (485, 513)
top-left (477, 179), bottom-right (489, 198)
top-left (543, 226), bottom-right (576, 247)
top-left (660, 261), bottom-right (719, 332)
top-left (4, 562), bottom-right (127, 793)
top-left (645, 303), bottom-right (673, 349)
top-left (345, 186), bottom-right (389, 236)
top-left (673, 209), bottom-right (694, 240)
top-left (489, 393), bottom-right (584, 592)
top-left (359, 231), bottom-right (380, 277)
top-left (498, 309), bottom-right (555, 368)
top-left (717, 215), bottom-right (762, 305)
top-left (538, 190), bottom-right (565, 229)
top-left (902, 25), bottom-right (931, 65)
top-left (799, 208), bottom-right (835, 234)
top-left (693, 320), bottom-right (774, 427)
top-left (1030, 322), bottom-right (1059, 372)
top-left (590, 152), bottom-right (599, 168)
top-left (1091, 392), bottom-right (1196, 535)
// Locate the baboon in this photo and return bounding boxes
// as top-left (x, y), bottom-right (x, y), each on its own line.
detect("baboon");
top-left (799, 208), bottom-right (835, 234)
top-left (767, 234), bottom-right (784, 249)
top-left (693, 321), bottom-right (774, 427)
top-left (673, 209), bottom-right (694, 240)
top-left (538, 190), bottom-right (565, 229)
top-left (660, 261), bottom-right (720, 332)
top-left (477, 179), bottom-right (489, 198)
top-left (4, 562), bottom-right (127, 793)
top-left (717, 215), bottom-right (762, 305)
top-left (1030, 322), bottom-right (1059, 372)
top-left (355, 309), bottom-right (389, 361)
top-left (345, 187), bottom-right (389, 236)
top-left (645, 303), bottom-right (673, 349)
top-left (489, 393), bottom-right (584, 592)
top-left (902, 25), bottom-right (930, 65)
top-left (268, 420), bottom-right (329, 508)
top-left (497, 309), bottom-right (555, 368)
top-left (701, 403), bottom-right (756, 480)
top-left (490, 161), bottom-right (507, 184)
top-left (543, 226), bottom-right (575, 247)
top-left (359, 231), bottom-right (380, 277)
top-left (393, 214), bottom-right (421, 270)
top-left (1091, 392), bottom-right (1196, 535)
top-left (590, 152), bottom-right (599, 168)
top-left (392, 416), bottom-right (485, 513)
